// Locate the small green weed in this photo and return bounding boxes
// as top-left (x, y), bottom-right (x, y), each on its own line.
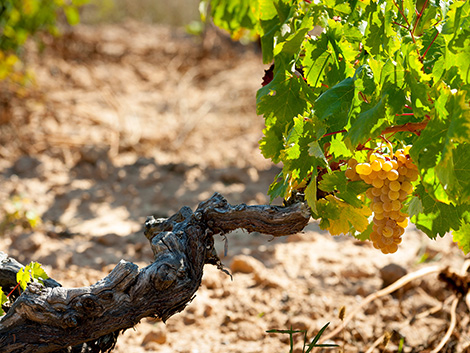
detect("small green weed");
top-left (0, 194), bottom-right (42, 233)
top-left (267, 322), bottom-right (339, 353)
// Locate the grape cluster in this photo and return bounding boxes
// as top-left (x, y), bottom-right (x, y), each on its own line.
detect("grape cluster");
top-left (346, 146), bottom-right (418, 254)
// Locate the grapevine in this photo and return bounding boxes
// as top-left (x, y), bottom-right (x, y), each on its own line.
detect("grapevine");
top-left (204, 0), bottom-right (470, 254)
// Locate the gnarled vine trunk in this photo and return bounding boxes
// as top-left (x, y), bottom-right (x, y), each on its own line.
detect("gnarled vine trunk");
top-left (0, 193), bottom-right (310, 353)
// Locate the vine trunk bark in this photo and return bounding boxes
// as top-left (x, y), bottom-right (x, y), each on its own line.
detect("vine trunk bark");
top-left (0, 192), bottom-right (310, 353)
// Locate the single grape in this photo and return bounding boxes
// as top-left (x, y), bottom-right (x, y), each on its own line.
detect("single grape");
top-left (382, 226), bottom-right (394, 238)
top-left (398, 166), bottom-right (408, 175)
top-left (388, 211), bottom-right (401, 220)
top-left (401, 181), bottom-right (413, 194)
top-left (345, 168), bottom-right (356, 180)
top-left (398, 189), bottom-right (408, 200)
top-left (382, 161), bottom-right (393, 172)
top-left (380, 193), bottom-right (389, 203)
top-left (391, 200), bottom-right (402, 211)
top-left (406, 168), bottom-right (419, 181)
top-left (383, 202), bottom-right (393, 213)
top-left (388, 190), bottom-right (400, 200)
top-left (387, 169), bottom-right (399, 181)
top-left (396, 153), bottom-right (406, 164)
top-left (369, 232), bottom-right (381, 243)
top-left (368, 171), bottom-right (379, 180)
top-left (386, 243), bottom-right (398, 253)
top-left (389, 181), bottom-right (401, 192)
top-left (405, 159), bottom-right (416, 169)
top-left (356, 163), bottom-right (372, 175)
top-left (374, 212), bottom-right (385, 220)
top-left (371, 187), bottom-right (382, 197)
top-left (372, 202), bottom-right (384, 214)
top-left (348, 158), bottom-right (358, 168)
top-left (393, 237), bottom-right (402, 244)
top-left (377, 170), bottom-right (388, 180)
top-left (382, 235), bottom-right (394, 244)
top-left (371, 159), bottom-right (382, 172)
top-left (374, 217), bottom-right (387, 226)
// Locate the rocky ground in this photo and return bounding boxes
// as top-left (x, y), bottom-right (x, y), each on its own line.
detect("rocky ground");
top-left (1, 22), bottom-right (469, 353)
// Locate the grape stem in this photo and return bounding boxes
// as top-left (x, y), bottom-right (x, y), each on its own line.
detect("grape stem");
top-left (359, 91), bottom-right (369, 103)
top-left (421, 30), bottom-right (440, 61)
top-left (412, 0), bottom-right (429, 36)
top-left (382, 121), bottom-right (428, 135)
top-left (379, 135), bottom-right (394, 153)
top-left (321, 121), bottom-right (427, 143)
top-left (322, 129), bottom-right (347, 138)
top-left (392, 21), bottom-right (409, 31)
top-left (7, 282), bottom-right (20, 297)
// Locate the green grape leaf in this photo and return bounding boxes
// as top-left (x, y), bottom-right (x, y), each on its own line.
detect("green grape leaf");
top-left (355, 222), bottom-right (373, 241)
top-left (303, 35), bottom-right (333, 89)
top-left (329, 135), bottom-right (353, 160)
top-left (319, 171), bottom-right (369, 208)
top-left (29, 262), bottom-right (49, 282)
top-left (258, 0), bottom-right (278, 20)
top-left (308, 141), bottom-right (329, 168)
top-left (412, 185), bottom-right (463, 238)
top-left (260, 17), bottom-right (281, 63)
top-left (273, 27), bottom-right (310, 57)
top-left (259, 125), bottom-right (284, 163)
top-left (452, 211), bottom-right (470, 254)
top-left (16, 267), bottom-right (30, 290)
top-left (16, 262), bottom-right (49, 290)
top-left (210, 0), bottom-right (257, 34)
top-left (407, 196), bottom-right (424, 218)
top-left (346, 95), bottom-right (386, 148)
top-left (257, 56), bottom-right (312, 128)
top-left (268, 172), bottom-right (289, 201)
top-left (64, 6), bottom-right (80, 26)
top-left (452, 145), bottom-right (470, 203)
top-left (305, 176), bottom-right (318, 214)
top-left (284, 116), bottom-right (306, 160)
top-left (314, 77), bottom-right (355, 132)
top-left (364, 4), bottom-right (386, 56)
top-left (0, 287), bottom-right (7, 316)
top-left (317, 195), bottom-right (371, 235)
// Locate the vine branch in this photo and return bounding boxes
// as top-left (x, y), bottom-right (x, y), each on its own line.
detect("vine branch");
top-left (381, 121), bottom-right (428, 135)
top-left (0, 193), bottom-right (310, 353)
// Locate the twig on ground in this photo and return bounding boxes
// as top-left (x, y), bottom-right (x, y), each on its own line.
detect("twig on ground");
top-left (430, 260), bottom-right (470, 353)
top-left (364, 333), bottom-right (387, 353)
top-left (430, 296), bottom-right (459, 353)
top-left (317, 265), bottom-right (442, 346)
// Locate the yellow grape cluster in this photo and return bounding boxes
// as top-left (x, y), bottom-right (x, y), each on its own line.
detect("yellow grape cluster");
top-left (346, 146), bottom-right (418, 254)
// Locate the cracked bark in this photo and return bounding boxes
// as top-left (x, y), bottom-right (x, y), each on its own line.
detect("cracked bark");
top-left (0, 192), bottom-right (310, 353)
